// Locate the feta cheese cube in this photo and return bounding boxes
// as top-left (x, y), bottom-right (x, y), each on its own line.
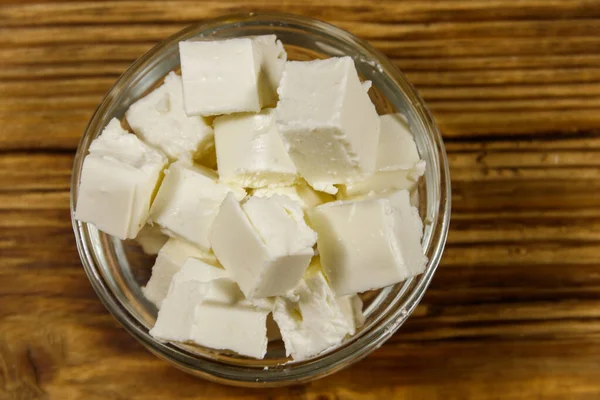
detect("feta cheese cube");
top-left (142, 238), bottom-right (224, 308)
top-left (339, 113), bottom-right (425, 198)
top-left (214, 108), bottom-right (297, 188)
top-left (75, 118), bottom-right (167, 239)
top-left (276, 57), bottom-right (380, 192)
top-left (273, 262), bottom-right (354, 361)
top-left (191, 300), bottom-right (269, 358)
top-left (210, 193), bottom-right (317, 299)
top-left (134, 224), bottom-right (169, 255)
top-left (149, 279), bottom-right (207, 343)
top-left (149, 273), bottom-right (241, 331)
top-left (308, 190), bottom-right (427, 296)
top-left (179, 35), bottom-right (286, 116)
top-left (125, 72), bottom-right (214, 163)
top-left (251, 180), bottom-right (335, 209)
top-left (150, 273), bottom-right (269, 359)
top-left (150, 162), bottom-right (246, 251)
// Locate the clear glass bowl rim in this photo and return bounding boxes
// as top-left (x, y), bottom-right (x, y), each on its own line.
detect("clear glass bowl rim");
top-left (70, 12), bottom-right (451, 387)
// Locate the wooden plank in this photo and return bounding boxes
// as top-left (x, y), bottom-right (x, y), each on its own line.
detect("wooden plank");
top-left (1, 1), bottom-right (599, 27)
top-left (0, 43), bottom-right (153, 65)
top-left (0, 153), bottom-right (73, 191)
top-left (0, 63), bottom-right (128, 80)
top-left (4, 19), bottom-right (600, 48)
top-left (2, 94), bottom-right (600, 150)
top-left (2, 1), bottom-right (600, 398)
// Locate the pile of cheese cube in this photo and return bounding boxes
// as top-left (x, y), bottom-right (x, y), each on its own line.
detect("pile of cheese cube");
top-left (75, 35), bottom-right (427, 361)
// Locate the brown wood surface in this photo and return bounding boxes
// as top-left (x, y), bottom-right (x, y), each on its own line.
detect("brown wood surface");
top-left (2, 0), bottom-right (600, 399)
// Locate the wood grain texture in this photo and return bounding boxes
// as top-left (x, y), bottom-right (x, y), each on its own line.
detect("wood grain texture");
top-left (2, 0), bottom-right (600, 399)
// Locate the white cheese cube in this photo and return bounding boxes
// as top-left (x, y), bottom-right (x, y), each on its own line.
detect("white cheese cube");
top-left (339, 113), bottom-right (425, 198)
top-left (76, 156), bottom-right (136, 239)
top-left (179, 35), bottom-right (286, 116)
top-left (150, 274), bottom-right (269, 359)
top-left (276, 57), bottom-right (380, 192)
top-left (142, 238), bottom-right (223, 308)
top-left (125, 72), bottom-right (214, 163)
top-left (150, 162), bottom-right (246, 251)
top-left (336, 295), bottom-right (365, 335)
top-left (149, 275), bottom-right (243, 337)
top-left (214, 108), bottom-right (297, 188)
top-left (149, 279), bottom-right (207, 343)
top-left (210, 193), bottom-right (317, 299)
top-left (273, 263), bottom-right (353, 361)
top-left (308, 190), bottom-right (427, 296)
top-left (251, 180), bottom-right (335, 209)
top-left (75, 118), bottom-right (167, 239)
top-left (134, 224), bottom-right (169, 255)
top-left (191, 301), bottom-right (269, 359)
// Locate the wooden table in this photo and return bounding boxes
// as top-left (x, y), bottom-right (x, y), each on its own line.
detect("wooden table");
top-left (2, 1), bottom-right (600, 399)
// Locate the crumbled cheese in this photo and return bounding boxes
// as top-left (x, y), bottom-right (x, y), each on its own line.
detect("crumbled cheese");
top-left (150, 162), bottom-right (246, 251)
top-left (273, 262), bottom-right (354, 361)
top-left (251, 180), bottom-right (335, 209)
top-left (84, 36), bottom-right (431, 362)
top-left (125, 72), bottom-right (214, 163)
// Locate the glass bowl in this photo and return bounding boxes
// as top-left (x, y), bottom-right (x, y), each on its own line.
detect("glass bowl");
top-left (70, 12), bottom-right (451, 387)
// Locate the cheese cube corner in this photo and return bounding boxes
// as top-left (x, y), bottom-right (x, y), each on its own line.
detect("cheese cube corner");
top-left (308, 190), bottom-right (427, 296)
top-left (75, 118), bottom-right (167, 239)
top-left (276, 56), bottom-right (380, 190)
top-left (214, 108), bottom-right (297, 188)
top-left (179, 35), bottom-right (286, 116)
top-left (150, 162), bottom-right (246, 251)
top-left (210, 193), bottom-right (317, 299)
